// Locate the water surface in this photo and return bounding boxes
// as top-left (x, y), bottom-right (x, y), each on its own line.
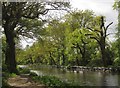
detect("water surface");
top-left (29, 65), bottom-right (120, 86)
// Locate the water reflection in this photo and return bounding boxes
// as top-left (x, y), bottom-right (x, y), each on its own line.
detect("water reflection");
top-left (30, 65), bottom-right (120, 86)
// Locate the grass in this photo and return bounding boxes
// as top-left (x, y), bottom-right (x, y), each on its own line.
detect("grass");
top-left (31, 75), bottom-right (80, 88)
top-left (9, 73), bottom-right (17, 77)
top-left (32, 75), bottom-right (67, 87)
top-left (2, 65), bottom-right (84, 88)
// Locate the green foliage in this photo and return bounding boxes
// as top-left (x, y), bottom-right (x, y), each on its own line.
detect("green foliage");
top-left (32, 75), bottom-right (79, 87)
top-left (9, 73), bottom-right (17, 77)
top-left (113, 57), bottom-right (120, 66)
top-left (16, 9), bottom-right (119, 67)
top-left (64, 10), bottom-right (99, 66)
top-left (110, 40), bottom-right (119, 66)
top-left (2, 1), bottom-right (70, 73)
top-left (113, 1), bottom-right (120, 62)
top-left (113, 0), bottom-right (120, 10)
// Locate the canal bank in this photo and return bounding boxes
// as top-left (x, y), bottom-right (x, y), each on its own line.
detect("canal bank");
top-left (55, 65), bottom-right (120, 73)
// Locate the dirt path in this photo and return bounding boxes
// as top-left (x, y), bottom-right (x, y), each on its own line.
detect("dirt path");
top-left (7, 74), bottom-right (46, 88)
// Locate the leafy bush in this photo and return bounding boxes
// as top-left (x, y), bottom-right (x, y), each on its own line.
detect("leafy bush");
top-left (9, 73), bottom-right (17, 77)
top-left (31, 75), bottom-right (79, 88)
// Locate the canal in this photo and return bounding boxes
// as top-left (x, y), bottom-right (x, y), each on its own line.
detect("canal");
top-left (25, 65), bottom-right (120, 86)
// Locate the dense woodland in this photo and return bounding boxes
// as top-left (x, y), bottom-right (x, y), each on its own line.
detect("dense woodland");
top-left (1, 1), bottom-right (120, 87)
top-left (2, 1), bottom-right (120, 72)
top-left (15, 11), bottom-right (117, 67)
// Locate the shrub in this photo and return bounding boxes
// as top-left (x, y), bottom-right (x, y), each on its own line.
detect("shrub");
top-left (9, 73), bottom-right (17, 77)
top-left (31, 75), bottom-right (79, 88)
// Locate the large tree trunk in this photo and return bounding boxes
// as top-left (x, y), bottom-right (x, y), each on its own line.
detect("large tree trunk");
top-left (4, 26), bottom-right (18, 73)
top-left (100, 37), bottom-right (107, 67)
top-left (100, 45), bottom-right (106, 66)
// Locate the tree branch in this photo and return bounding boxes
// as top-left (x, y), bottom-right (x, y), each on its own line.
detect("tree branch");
top-left (105, 22), bottom-right (113, 30)
top-left (106, 33), bottom-right (115, 36)
top-left (90, 36), bottom-right (100, 45)
top-left (87, 27), bottom-right (94, 31)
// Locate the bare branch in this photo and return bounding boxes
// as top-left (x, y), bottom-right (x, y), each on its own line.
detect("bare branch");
top-left (105, 22), bottom-right (113, 30)
top-left (104, 22), bottom-right (113, 37)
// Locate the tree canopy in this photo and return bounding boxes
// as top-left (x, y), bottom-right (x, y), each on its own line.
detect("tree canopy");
top-left (2, 1), bottom-right (119, 73)
top-left (2, 1), bottom-right (70, 73)
top-left (16, 10), bottom-right (116, 67)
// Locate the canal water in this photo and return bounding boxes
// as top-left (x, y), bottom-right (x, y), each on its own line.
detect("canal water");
top-left (28, 65), bottom-right (120, 86)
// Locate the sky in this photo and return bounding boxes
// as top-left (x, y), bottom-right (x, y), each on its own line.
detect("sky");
top-left (21, 0), bottom-right (118, 48)
top-left (70, 0), bottom-right (118, 41)
top-left (71, 0), bottom-right (118, 24)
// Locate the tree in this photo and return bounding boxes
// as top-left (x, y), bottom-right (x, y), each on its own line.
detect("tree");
top-left (2, 2), bottom-right (70, 73)
top-left (86, 16), bottom-right (113, 66)
top-left (64, 10), bottom-right (97, 66)
top-left (111, 40), bottom-right (120, 66)
top-left (44, 19), bottom-right (67, 65)
top-left (113, 1), bottom-right (120, 62)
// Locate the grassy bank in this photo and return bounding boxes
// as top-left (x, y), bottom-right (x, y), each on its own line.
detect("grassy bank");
top-left (2, 65), bottom-right (80, 88)
top-left (28, 69), bottom-right (80, 87)
top-left (32, 75), bottom-right (69, 87)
